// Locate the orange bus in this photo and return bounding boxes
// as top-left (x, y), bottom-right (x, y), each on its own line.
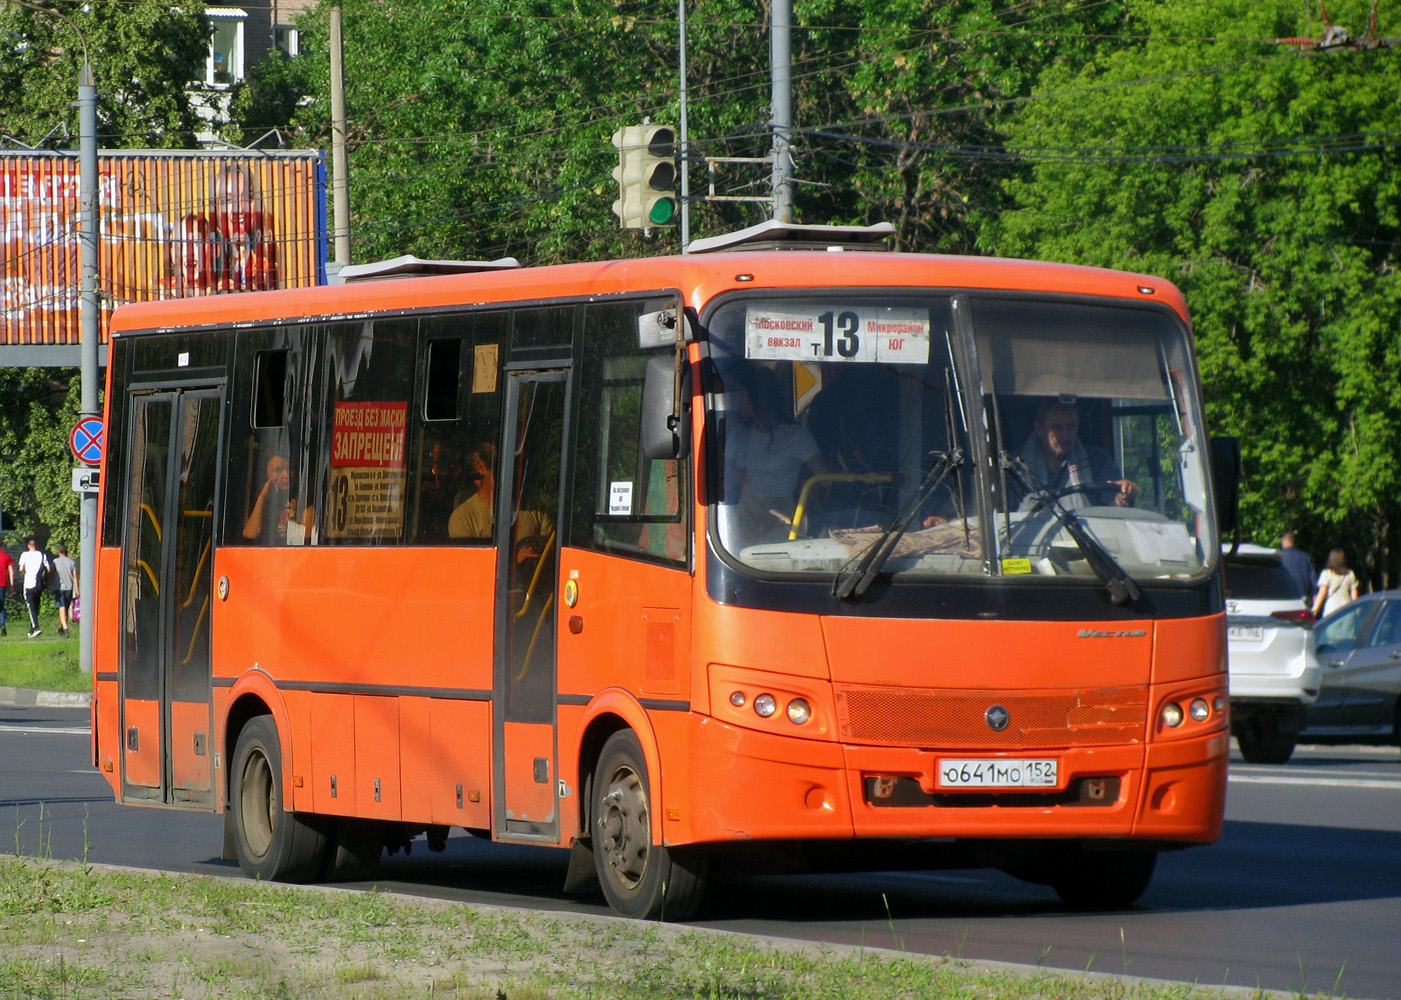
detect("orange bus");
top-left (92, 223), bottom-right (1238, 920)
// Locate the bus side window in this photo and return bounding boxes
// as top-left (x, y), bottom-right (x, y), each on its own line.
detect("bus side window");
top-left (321, 319), bottom-right (417, 545)
top-left (570, 299), bottom-right (686, 566)
top-left (410, 312), bottom-right (504, 545)
top-left (234, 342), bottom-right (315, 547)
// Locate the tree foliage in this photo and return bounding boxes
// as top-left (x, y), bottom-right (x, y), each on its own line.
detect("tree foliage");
top-left (0, 0), bottom-right (210, 148)
top-left (987, 0), bottom-right (1401, 585)
top-left (0, 369), bottom-right (81, 551)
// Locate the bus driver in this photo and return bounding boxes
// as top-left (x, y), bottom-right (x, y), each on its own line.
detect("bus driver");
top-left (1018, 399), bottom-right (1137, 510)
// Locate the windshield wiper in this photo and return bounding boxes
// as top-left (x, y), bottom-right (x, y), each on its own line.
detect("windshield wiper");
top-left (1001, 453), bottom-right (1141, 607)
top-left (834, 448), bottom-right (963, 602)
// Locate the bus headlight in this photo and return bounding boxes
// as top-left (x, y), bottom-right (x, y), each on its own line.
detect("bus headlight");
top-left (1161, 702), bottom-right (1184, 727)
top-left (1189, 698), bottom-right (1211, 723)
top-left (753, 693), bottom-right (777, 718)
top-left (729, 691), bottom-right (746, 708)
top-left (786, 698), bottom-right (812, 725)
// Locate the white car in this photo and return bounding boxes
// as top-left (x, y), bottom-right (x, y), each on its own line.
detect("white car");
top-left (1223, 544), bottom-right (1320, 763)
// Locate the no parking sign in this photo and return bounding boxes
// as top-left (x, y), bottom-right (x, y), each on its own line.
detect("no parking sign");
top-left (70, 417), bottom-right (104, 467)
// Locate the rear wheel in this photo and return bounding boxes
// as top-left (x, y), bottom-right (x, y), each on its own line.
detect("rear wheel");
top-left (230, 716), bottom-right (327, 882)
top-left (1049, 843), bottom-right (1157, 909)
top-left (592, 730), bottom-right (707, 921)
top-left (321, 819), bottom-right (383, 881)
top-left (1236, 711), bottom-right (1297, 764)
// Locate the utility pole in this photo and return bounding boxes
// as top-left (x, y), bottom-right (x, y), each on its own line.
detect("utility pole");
top-left (16, 0), bottom-right (100, 671)
top-left (330, 3), bottom-right (351, 268)
top-left (77, 55), bottom-right (98, 675)
top-left (770, 0), bottom-right (793, 222)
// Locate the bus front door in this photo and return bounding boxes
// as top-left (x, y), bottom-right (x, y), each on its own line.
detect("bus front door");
top-left (494, 370), bottom-right (568, 842)
top-left (119, 388), bottom-right (223, 808)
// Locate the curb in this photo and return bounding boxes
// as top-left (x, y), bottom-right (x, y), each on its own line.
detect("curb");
top-left (0, 686), bottom-right (91, 709)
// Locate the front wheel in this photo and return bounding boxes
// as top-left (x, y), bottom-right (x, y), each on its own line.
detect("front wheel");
top-left (230, 716), bottom-right (327, 883)
top-left (1049, 844), bottom-right (1157, 909)
top-left (592, 730), bottom-right (707, 921)
top-left (1236, 712), bottom-right (1297, 764)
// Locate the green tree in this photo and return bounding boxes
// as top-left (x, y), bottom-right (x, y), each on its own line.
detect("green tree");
top-left (0, 369), bottom-right (81, 551)
top-left (987, 0), bottom-right (1401, 586)
top-left (0, 0), bottom-right (210, 148)
top-left (225, 1), bottom-right (1123, 263)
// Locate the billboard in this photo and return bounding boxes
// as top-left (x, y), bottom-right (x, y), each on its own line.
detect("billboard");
top-left (1, 150), bottom-right (327, 345)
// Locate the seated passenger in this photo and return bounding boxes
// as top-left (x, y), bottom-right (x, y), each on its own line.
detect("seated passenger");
top-left (723, 367), bottom-right (830, 542)
top-left (1017, 399), bottom-right (1136, 510)
top-left (448, 443), bottom-right (553, 558)
top-left (243, 453), bottom-right (315, 544)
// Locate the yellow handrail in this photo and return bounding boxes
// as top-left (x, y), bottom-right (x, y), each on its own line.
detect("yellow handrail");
top-left (514, 529), bottom-right (557, 621)
top-left (787, 473), bottom-right (893, 540)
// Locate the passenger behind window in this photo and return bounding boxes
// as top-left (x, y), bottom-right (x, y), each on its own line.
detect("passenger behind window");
top-left (723, 366), bottom-right (830, 543)
top-left (447, 443), bottom-right (497, 541)
top-left (243, 452), bottom-right (314, 544)
top-left (448, 442), bottom-right (554, 570)
top-left (416, 439), bottom-right (472, 543)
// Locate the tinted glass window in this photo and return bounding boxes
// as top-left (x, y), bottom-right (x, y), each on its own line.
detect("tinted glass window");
top-left (1224, 561), bottom-right (1301, 601)
top-left (1315, 601), bottom-right (1372, 653)
top-left (569, 298), bottom-right (686, 566)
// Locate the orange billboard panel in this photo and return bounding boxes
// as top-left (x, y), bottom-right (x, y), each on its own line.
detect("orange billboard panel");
top-left (1, 151), bottom-right (326, 345)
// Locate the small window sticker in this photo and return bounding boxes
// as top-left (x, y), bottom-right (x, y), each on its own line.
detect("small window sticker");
top-left (472, 343), bottom-right (499, 394)
top-left (609, 481), bottom-right (634, 515)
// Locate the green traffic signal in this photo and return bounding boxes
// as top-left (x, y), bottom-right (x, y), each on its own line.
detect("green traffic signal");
top-left (610, 124), bottom-right (678, 229)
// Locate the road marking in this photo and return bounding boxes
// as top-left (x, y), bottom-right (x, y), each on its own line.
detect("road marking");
top-left (0, 724), bottom-right (90, 735)
top-left (1229, 772), bottom-right (1401, 791)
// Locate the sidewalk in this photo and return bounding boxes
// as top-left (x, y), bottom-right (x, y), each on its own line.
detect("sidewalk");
top-left (0, 685), bottom-right (90, 709)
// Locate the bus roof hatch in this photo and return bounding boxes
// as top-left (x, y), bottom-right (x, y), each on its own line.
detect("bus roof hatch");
top-left (685, 220), bottom-right (895, 255)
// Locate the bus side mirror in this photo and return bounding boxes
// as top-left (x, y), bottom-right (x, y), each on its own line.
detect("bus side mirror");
top-left (641, 355), bottom-right (689, 460)
top-left (1210, 436), bottom-right (1241, 534)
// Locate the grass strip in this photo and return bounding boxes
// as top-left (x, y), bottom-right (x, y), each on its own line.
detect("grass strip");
top-left (0, 855), bottom-right (1317, 1000)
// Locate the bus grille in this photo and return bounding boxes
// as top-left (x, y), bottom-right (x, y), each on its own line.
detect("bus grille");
top-left (834, 685), bottom-right (1147, 749)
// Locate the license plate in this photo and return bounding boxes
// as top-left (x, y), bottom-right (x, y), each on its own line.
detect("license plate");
top-left (1228, 625), bottom-right (1264, 641)
top-left (937, 758), bottom-right (1058, 789)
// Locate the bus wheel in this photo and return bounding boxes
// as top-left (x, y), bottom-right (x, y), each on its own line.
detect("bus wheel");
top-left (1236, 712), bottom-right (1297, 764)
top-left (230, 716), bottom-right (327, 883)
top-left (1050, 843), bottom-right (1157, 909)
top-left (321, 819), bottom-right (383, 882)
top-left (592, 730), bottom-right (707, 921)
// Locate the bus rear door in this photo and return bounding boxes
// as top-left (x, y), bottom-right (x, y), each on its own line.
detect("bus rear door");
top-left (118, 387), bottom-right (223, 808)
top-left (494, 369), bottom-right (569, 841)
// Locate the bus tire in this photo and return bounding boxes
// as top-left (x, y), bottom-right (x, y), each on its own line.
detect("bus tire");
top-left (321, 819), bottom-right (383, 882)
top-left (1236, 712), bottom-right (1296, 764)
top-left (230, 716), bottom-right (327, 883)
top-left (1050, 843), bottom-right (1157, 909)
top-left (592, 730), bottom-right (707, 921)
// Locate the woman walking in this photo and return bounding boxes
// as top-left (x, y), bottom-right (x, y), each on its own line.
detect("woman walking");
top-left (1313, 547), bottom-right (1359, 619)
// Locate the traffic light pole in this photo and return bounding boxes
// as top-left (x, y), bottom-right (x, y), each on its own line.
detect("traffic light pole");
top-left (678, 0), bottom-right (691, 249)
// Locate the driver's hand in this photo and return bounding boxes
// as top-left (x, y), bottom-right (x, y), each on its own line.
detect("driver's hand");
top-left (1111, 480), bottom-right (1137, 507)
top-left (922, 515), bottom-right (948, 528)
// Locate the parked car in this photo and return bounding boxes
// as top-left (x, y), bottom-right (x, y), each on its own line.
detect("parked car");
top-left (1299, 589), bottom-right (1401, 746)
top-left (1222, 544), bottom-right (1319, 763)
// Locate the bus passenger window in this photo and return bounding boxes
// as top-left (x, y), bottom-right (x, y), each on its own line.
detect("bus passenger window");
top-left (252, 350), bottom-right (288, 427)
top-left (570, 299), bottom-right (687, 566)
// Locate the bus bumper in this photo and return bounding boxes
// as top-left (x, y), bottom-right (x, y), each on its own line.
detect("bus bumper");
top-left (684, 714), bottom-right (1227, 846)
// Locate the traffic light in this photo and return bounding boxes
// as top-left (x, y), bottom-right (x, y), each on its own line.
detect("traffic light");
top-left (610, 124), bottom-right (678, 229)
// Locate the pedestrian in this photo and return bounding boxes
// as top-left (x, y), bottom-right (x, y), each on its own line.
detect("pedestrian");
top-left (52, 544), bottom-right (78, 638)
top-left (1278, 530), bottom-right (1315, 604)
top-left (0, 545), bottom-right (14, 637)
top-left (1312, 547), bottom-right (1359, 620)
top-left (17, 537), bottom-right (51, 638)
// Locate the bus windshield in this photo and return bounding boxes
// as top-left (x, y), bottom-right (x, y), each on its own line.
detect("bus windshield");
top-left (705, 292), bottom-right (1215, 586)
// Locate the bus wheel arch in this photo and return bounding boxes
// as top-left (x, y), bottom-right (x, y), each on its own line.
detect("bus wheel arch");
top-left (590, 728), bottom-right (707, 921)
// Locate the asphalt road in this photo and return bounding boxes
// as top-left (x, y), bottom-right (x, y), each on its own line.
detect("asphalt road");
top-left (4, 703), bottom-right (1399, 999)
